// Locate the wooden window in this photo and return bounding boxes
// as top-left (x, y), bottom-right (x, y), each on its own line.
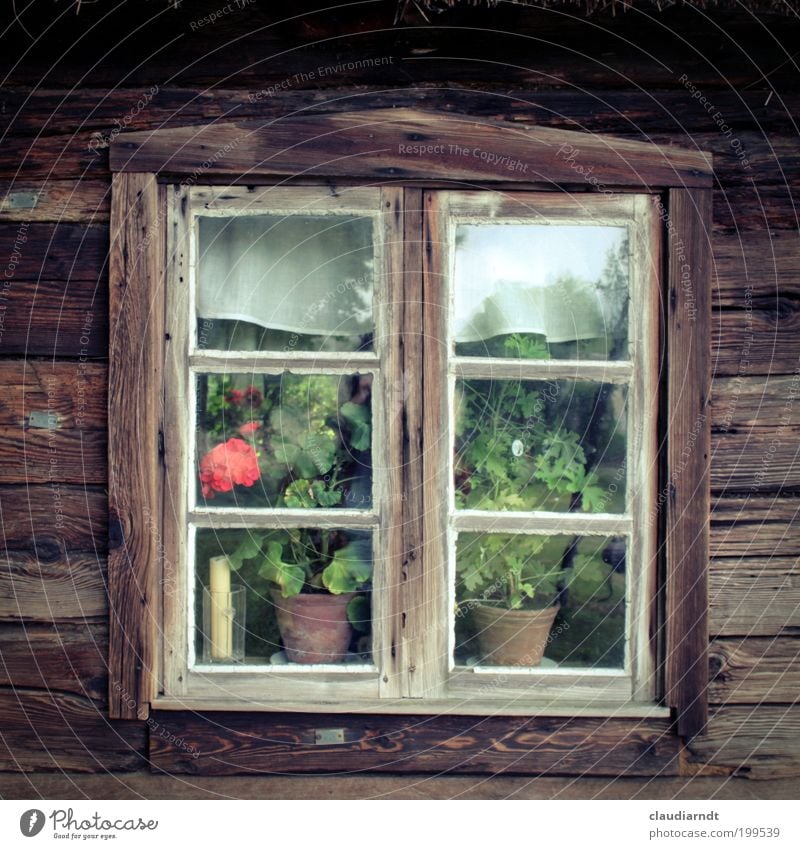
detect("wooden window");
top-left (109, 110), bottom-right (711, 736)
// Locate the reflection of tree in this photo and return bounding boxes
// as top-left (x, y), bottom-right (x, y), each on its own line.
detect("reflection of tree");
top-left (596, 234), bottom-right (629, 359)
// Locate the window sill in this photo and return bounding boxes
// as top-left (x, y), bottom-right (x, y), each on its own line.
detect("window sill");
top-left (151, 696), bottom-right (671, 719)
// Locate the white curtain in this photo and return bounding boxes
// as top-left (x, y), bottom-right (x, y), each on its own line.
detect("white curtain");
top-left (197, 215), bottom-right (374, 337)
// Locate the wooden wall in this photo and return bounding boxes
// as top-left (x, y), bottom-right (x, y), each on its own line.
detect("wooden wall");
top-left (0, 0), bottom-right (798, 782)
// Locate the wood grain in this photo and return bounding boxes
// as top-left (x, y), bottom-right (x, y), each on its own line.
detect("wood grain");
top-left (686, 706), bottom-right (800, 779)
top-left (710, 496), bottom-right (799, 558)
top-left (708, 637), bottom-right (800, 704)
top-left (0, 689), bottom-right (146, 773)
top-left (0, 180), bottom-right (110, 223)
top-left (0, 623), bottom-right (109, 702)
top-left (110, 111), bottom-right (712, 187)
top-left (148, 710), bottom-right (680, 776)
top-left (0, 553), bottom-right (107, 623)
top-left (0, 222), bottom-right (107, 280)
top-left (709, 559), bottom-right (800, 637)
top-left (108, 172), bottom-right (164, 720)
top-left (664, 188), bottom-right (713, 738)
top-left (0, 485), bottom-right (107, 555)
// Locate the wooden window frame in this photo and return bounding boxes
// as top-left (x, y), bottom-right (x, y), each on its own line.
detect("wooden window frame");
top-left (109, 109), bottom-right (712, 738)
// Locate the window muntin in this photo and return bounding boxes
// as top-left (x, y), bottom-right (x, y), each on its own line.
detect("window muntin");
top-left (163, 184), bottom-right (659, 707)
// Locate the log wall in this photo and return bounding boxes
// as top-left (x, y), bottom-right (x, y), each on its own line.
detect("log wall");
top-left (0, 0), bottom-right (797, 783)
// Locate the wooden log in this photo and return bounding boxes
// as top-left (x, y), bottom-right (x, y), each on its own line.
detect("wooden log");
top-left (712, 302), bottom-right (800, 378)
top-left (710, 432), bottom-right (800, 493)
top-left (713, 230), bottom-right (799, 305)
top-left (1, 771), bottom-right (795, 800)
top-left (0, 278), bottom-right (108, 358)
top-left (710, 496), bottom-right (799, 557)
top-left (0, 553), bottom-right (107, 623)
top-left (712, 375), bottom-right (800, 432)
top-left (0, 622), bottom-right (108, 702)
top-left (0, 361), bottom-right (106, 428)
top-left (0, 484), bottom-right (107, 555)
top-left (3, 87), bottom-right (798, 137)
top-left (0, 689), bottom-right (146, 773)
top-left (713, 184), bottom-right (799, 232)
top-left (0, 180), bottom-right (110, 223)
top-left (109, 111), bottom-right (712, 188)
top-left (148, 711), bottom-right (680, 776)
top-left (0, 133), bottom-right (108, 179)
top-left (0, 222), bottom-right (107, 281)
top-left (686, 706), bottom-right (800, 778)
top-left (708, 637), bottom-right (800, 704)
top-left (710, 558), bottom-right (800, 637)
top-left (0, 360), bottom-right (107, 484)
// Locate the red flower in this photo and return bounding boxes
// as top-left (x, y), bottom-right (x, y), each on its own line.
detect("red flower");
top-left (226, 388), bottom-right (245, 405)
top-left (238, 421), bottom-right (261, 436)
top-left (244, 386), bottom-right (263, 406)
top-left (199, 438), bottom-right (260, 499)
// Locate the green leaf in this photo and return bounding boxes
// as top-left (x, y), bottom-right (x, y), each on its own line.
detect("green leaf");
top-left (257, 541), bottom-right (306, 598)
top-left (346, 595), bottom-right (371, 633)
top-left (322, 542), bottom-right (372, 594)
top-left (311, 481), bottom-right (343, 507)
top-left (283, 479), bottom-right (315, 509)
top-left (339, 402), bottom-right (372, 451)
top-left (227, 534), bottom-right (265, 572)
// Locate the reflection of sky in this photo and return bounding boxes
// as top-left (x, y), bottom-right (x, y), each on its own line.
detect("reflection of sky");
top-left (454, 223), bottom-right (626, 329)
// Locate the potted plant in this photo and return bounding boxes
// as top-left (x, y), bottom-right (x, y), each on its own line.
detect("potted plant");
top-left (227, 528), bottom-right (372, 664)
top-left (455, 347), bottom-right (612, 666)
top-left (197, 373), bottom-right (374, 662)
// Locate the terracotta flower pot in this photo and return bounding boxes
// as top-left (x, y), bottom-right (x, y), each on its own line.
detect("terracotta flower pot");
top-left (272, 591), bottom-right (355, 664)
top-left (472, 603), bottom-right (560, 667)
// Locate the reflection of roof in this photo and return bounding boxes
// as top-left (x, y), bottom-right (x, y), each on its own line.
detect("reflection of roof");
top-left (454, 278), bottom-right (605, 344)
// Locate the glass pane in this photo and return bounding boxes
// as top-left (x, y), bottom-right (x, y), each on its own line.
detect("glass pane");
top-left (197, 214), bottom-right (375, 352)
top-left (195, 528), bottom-right (373, 665)
top-left (453, 224), bottom-right (629, 360)
top-left (454, 533), bottom-right (626, 669)
top-left (455, 379), bottom-right (627, 513)
top-left (196, 372), bottom-right (373, 509)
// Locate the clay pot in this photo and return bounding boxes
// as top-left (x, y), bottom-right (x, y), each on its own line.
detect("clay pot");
top-left (472, 603), bottom-right (560, 667)
top-left (272, 591), bottom-right (355, 664)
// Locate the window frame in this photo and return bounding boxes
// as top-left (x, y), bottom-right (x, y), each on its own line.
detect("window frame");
top-left (108, 110), bottom-right (712, 736)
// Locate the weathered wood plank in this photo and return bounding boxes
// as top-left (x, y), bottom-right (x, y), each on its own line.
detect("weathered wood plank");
top-left (148, 711), bottom-right (680, 776)
top-left (712, 375), bottom-right (800, 432)
top-left (710, 496), bottom-right (799, 558)
top-left (0, 427), bottom-right (106, 484)
top-left (713, 184), bottom-right (799, 232)
top-left (2, 771), bottom-right (795, 800)
top-left (0, 134), bottom-right (108, 179)
top-left (686, 706), bottom-right (800, 778)
top-left (0, 222), bottom-right (107, 280)
top-left (0, 360), bottom-right (106, 428)
top-left (710, 432), bottom-right (800, 493)
top-left (108, 172), bottom-right (163, 720)
top-left (0, 690), bottom-right (145, 773)
top-left (110, 111), bottom-right (712, 187)
top-left (0, 485), bottom-right (107, 555)
top-left (0, 623), bottom-right (108, 702)
top-left (708, 637), bottom-right (800, 704)
top-left (713, 230), bottom-right (799, 305)
top-left (664, 188), bottom-right (712, 737)
top-left (4, 87), bottom-right (799, 137)
top-left (0, 278), bottom-right (108, 357)
top-left (710, 559), bottom-right (800, 637)
top-left (0, 553), bottom-right (107, 623)
top-left (0, 180), bottom-right (110, 223)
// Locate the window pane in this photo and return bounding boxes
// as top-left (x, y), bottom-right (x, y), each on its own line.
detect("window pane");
top-left (455, 379), bottom-right (627, 513)
top-left (453, 224), bottom-right (629, 360)
top-left (195, 528), bottom-right (373, 665)
top-left (454, 533), bottom-right (626, 669)
top-left (197, 214), bottom-right (375, 352)
top-left (196, 372), bottom-right (373, 509)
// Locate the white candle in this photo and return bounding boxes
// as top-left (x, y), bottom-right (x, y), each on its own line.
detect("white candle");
top-left (209, 555), bottom-right (232, 660)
